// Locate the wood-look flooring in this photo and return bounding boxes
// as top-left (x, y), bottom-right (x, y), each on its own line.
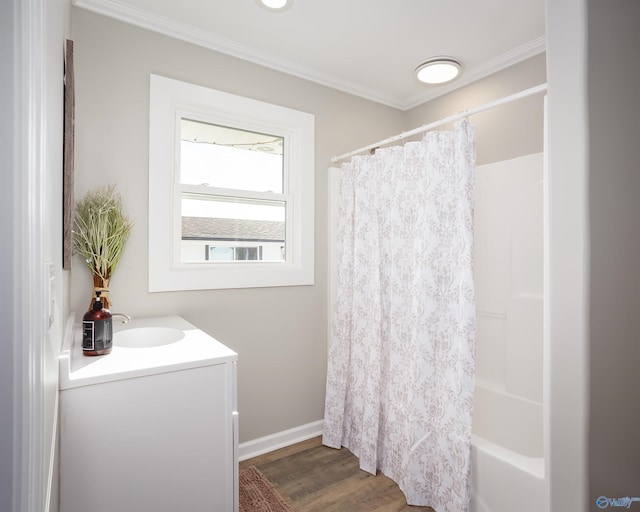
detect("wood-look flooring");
top-left (240, 436), bottom-right (435, 512)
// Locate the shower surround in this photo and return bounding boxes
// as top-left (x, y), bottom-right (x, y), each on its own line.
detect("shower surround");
top-left (471, 152), bottom-right (545, 512)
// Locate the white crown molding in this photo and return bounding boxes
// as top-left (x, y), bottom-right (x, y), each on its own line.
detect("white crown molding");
top-left (73, 0), bottom-right (404, 106)
top-left (73, 0), bottom-right (545, 111)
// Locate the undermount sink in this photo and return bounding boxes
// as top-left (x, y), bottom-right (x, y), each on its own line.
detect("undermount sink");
top-left (114, 326), bottom-right (185, 348)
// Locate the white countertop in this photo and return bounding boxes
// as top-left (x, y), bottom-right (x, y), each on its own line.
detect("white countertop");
top-left (60, 314), bottom-right (237, 390)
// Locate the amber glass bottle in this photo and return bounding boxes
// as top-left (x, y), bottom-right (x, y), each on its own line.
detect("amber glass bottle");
top-left (82, 291), bottom-right (113, 356)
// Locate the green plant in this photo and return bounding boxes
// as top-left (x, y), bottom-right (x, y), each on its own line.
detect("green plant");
top-left (73, 185), bottom-right (134, 306)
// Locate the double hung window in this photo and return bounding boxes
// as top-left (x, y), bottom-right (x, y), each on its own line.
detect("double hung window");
top-left (149, 75), bottom-right (314, 291)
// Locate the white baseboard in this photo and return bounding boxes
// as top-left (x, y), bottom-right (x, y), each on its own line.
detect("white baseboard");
top-left (238, 420), bottom-right (324, 462)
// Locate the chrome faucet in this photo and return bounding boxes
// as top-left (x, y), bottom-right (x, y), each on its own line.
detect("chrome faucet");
top-left (111, 313), bottom-right (132, 324)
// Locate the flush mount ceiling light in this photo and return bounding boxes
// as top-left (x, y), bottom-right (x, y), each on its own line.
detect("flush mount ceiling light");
top-left (415, 58), bottom-right (462, 85)
top-left (257, 0), bottom-right (293, 11)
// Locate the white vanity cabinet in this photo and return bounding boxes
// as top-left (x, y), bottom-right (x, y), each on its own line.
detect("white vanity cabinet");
top-left (59, 315), bottom-right (238, 512)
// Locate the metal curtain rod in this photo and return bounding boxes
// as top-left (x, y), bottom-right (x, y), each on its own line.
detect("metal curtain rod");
top-left (331, 83), bottom-right (548, 164)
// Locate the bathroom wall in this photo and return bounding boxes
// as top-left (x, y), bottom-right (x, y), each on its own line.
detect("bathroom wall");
top-left (405, 53), bottom-right (546, 166)
top-left (0, 4), bottom-right (17, 511)
top-left (474, 153), bottom-right (543, 403)
top-left (587, 0), bottom-right (640, 504)
top-left (44, 4), bottom-right (73, 512)
top-left (69, 8), bottom-right (405, 443)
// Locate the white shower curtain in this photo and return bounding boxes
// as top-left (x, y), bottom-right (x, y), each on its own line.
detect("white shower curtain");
top-left (323, 120), bottom-right (477, 511)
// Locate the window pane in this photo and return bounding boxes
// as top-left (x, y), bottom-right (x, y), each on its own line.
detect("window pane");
top-left (149, 74), bottom-right (314, 291)
top-left (181, 195), bottom-right (286, 263)
top-left (206, 246), bottom-right (263, 261)
top-left (180, 118), bottom-right (284, 193)
top-left (207, 246), bottom-right (235, 261)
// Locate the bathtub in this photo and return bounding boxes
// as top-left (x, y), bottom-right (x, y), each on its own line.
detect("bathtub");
top-left (470, 385), bottom-right (546, 512)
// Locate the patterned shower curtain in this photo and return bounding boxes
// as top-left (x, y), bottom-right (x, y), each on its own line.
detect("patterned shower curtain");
top-left (323, 120), bottom-right (477, 512)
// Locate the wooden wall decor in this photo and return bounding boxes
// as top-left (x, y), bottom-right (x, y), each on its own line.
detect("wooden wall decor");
top-left (63, 39), bottom-right (75, 270)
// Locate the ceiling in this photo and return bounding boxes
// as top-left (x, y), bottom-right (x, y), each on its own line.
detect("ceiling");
top-left (73, 0), bottom-right (546, 110)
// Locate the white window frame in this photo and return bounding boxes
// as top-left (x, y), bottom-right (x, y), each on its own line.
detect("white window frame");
top-left (148, 74), bottom-right (314, 291)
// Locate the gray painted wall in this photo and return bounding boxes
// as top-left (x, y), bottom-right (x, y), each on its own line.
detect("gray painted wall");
top-left (69, 8), bottom-right (406, 443)
top-left (588, 0), bottom-right (640, 505)
top-left (0, 2), bottom-right (17, 511)
top-left (45, 5), bottom-right (72, 512)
